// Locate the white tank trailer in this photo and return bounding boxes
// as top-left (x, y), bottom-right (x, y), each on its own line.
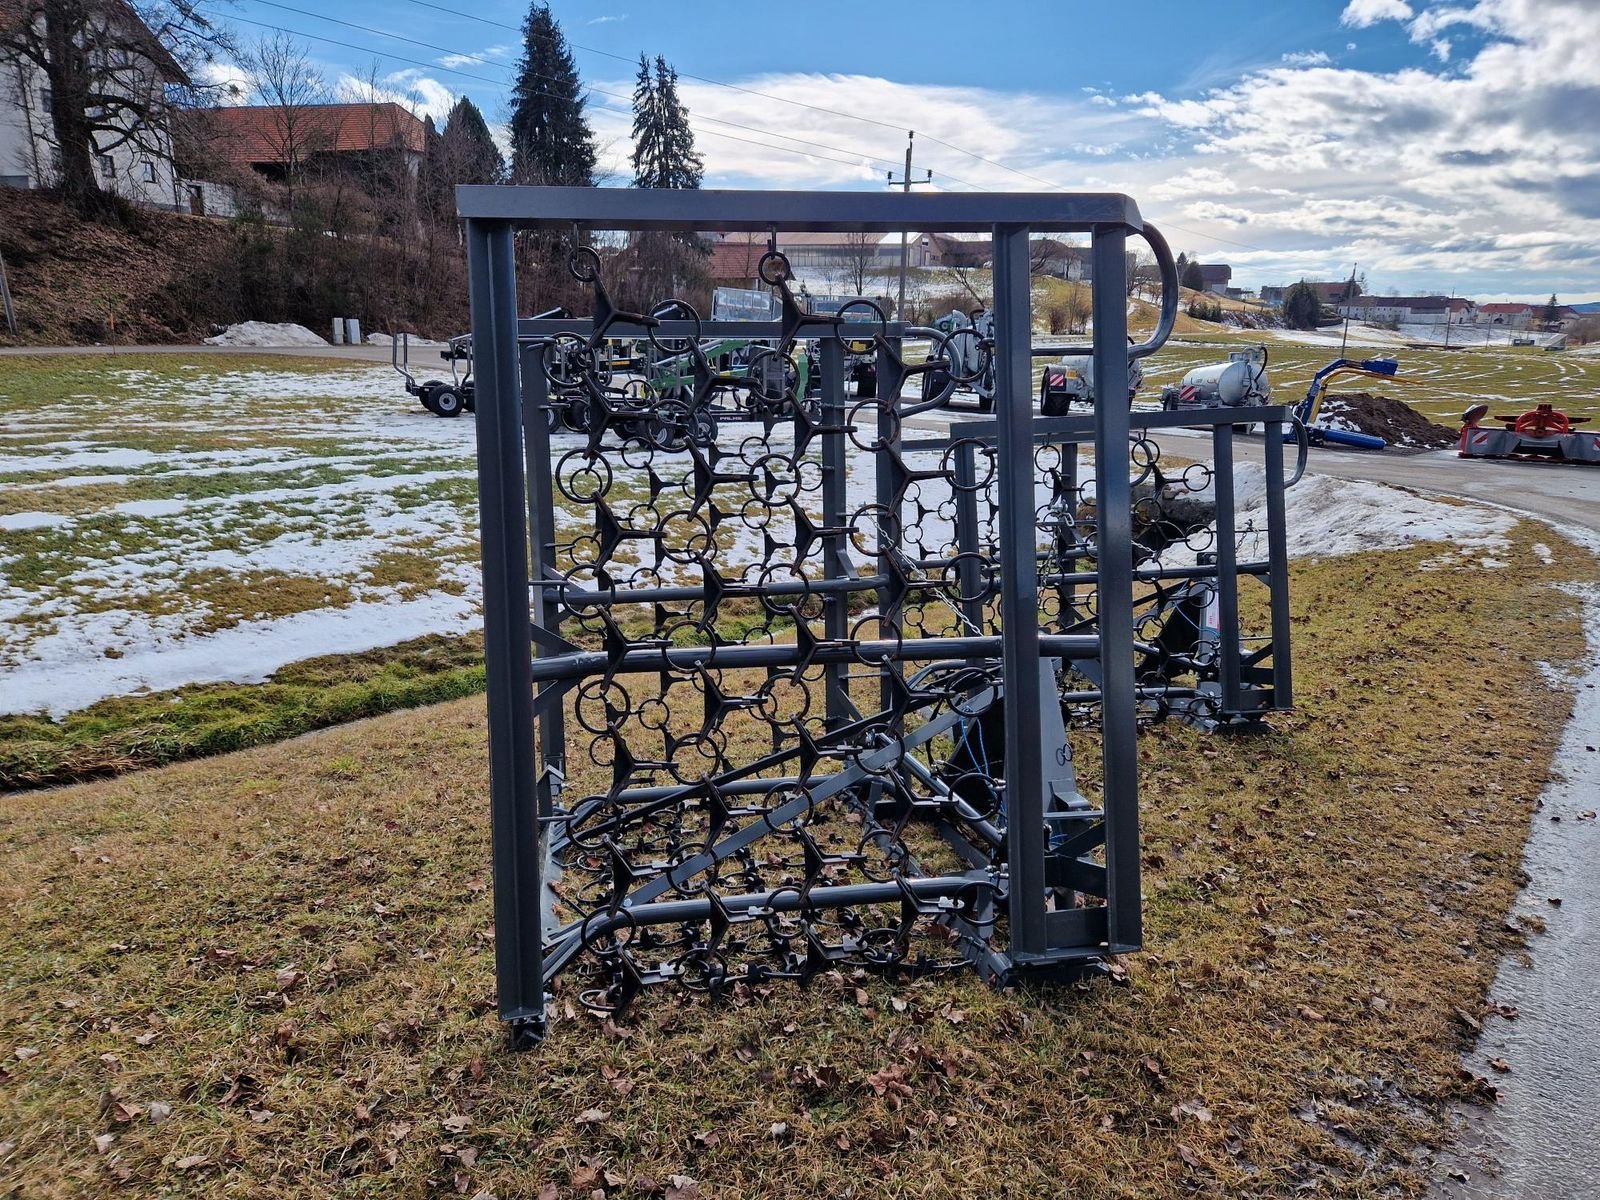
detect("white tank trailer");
top-left (1039, 355), bottom-right (1145, 413)
top-left (1161, 345), bottom-right (1270, 412)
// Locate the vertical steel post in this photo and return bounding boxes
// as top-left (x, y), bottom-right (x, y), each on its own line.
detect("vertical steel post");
top-left (876, 337), bottom-right (905, 715)
top-left (991, 225), bottom-right (1048, 958)
top-left (1090, 227), bottom-right (1142, 953)
top-left (1262, 419), bottom-right (1294, 708)
top-left (819, 337), bottom-right (850, 728)
top-left (1211, 426), bottom-right (1241, 713)
top-left (522, 345), bottom-right (563, 817)
top-left (468, 219), bottom-right (546, 1042)
top-left (953, 441), bottom-right (984, 633)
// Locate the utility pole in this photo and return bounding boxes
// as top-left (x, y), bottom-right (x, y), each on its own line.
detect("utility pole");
top-left (1337, 261), bottom-right (1358, 358)
top-left (1444, 288), bottom-right (1454, 349)
top-left (887, 130), bottom-right (932, 322)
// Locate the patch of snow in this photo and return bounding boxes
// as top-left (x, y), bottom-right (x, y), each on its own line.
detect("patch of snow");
top-left (0, 511), bottom-right (71, 532)
top-left (1203, 463), bottom-right (1517, 560)
top-left (0, 586), bottom-right (480, 719)
top-left (366, 333), bottom-right (445, 347)
top-left (203, 321), bottom-right (329, 347)
top-left (1533, 542), bottom-right (1555, 565)
top-left (0, 447), bottom-right (165, 475)
top-left (113, 498), bottom-right (189, 519)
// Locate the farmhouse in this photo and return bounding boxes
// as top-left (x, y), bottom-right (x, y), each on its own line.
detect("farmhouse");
top-left (0, 0), bottom-right (187, 207)
top-left (1333, 295), bottom-right (1455, 325)
top-left (1197, 263), bottom-right (1232, 294)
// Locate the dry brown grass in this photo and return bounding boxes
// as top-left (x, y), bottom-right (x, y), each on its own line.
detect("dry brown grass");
top-left (1, 522), bottom-right (1593, 1199)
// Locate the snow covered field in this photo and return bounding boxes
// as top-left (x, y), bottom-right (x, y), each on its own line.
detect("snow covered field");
top-left (0, 352), bottom-right (1544, 722)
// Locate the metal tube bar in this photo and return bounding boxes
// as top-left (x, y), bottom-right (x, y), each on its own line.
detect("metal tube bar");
top-left (468, 218), bottom-right (546, 1032)
top-left (521, 345), bottom-right (563, 815)
top-left (1263, 420), bottom-right (1294, 708)
top-left (1211, 426), bottom-right (1242, 711)
top-left (545, 574), bottom-right (888, 603)
top-left (1090, 225), bottom-right (1142, 953)
top-left (991, 223), bottom-right (1049, 958)
top-left (459, 184), bottom-right (1144, 232)
top-left (819, 337), bottom-right (852, 728)
top-left (953, 441), bottom-right (984, 632)
top-left (572, 874), bottom-right (986, 940)
top-left (523, 632), bottom-right (1107, 684)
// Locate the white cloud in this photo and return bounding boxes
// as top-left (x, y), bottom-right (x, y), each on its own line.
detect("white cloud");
top-left (1281, 50), bottom-right (1332, 66)
top-left (334, 69), bottom-right (458, 125)
top-left (587, 14), bottom-right (627, 23)
top-left (1430, 37), bottom-right (1452, 60)
top-left (1341, 0), bottom-right (1414, 28)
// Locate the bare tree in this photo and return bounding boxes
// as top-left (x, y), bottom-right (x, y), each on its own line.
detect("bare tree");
top-left (1, 0), bottom-right (234, 216)
top-left (244, 32), bottom-right (330, 219)
top-left (828, 231), bottom-right (881, 297)
top-left (1127, 248), bottom-right (1158, 300)
top-left (935, 264), bottom-right (989, 310)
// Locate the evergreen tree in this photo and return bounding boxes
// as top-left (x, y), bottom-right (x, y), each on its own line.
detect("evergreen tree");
top-left (1281, 280), bottom-right (1322, 330)
top-left (1174, 251), bottom-right (1189, 280)
top-left (442, 96), bottom-right (505, 185)
top-left (508, 4), bottom-right (596, 186)
top-left (1181, 260), bottom-right (1205, 291)
top-left (631, 54), bottom-right (703, 189)
top-left (630, 54), bottom-right (661, 187)
top-left (653, 57), bottom-right (703, 189)
top-left (1542, 293), bottom-right (1561, 327)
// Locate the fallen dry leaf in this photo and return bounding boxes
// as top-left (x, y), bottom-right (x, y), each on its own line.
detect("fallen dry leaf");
top-left (665, 1175), bottom-right (701, 1200)
top-left (573, 1108), bottom-right (610, 1126)
top-left (174, 1155), bottom-right (209, 1171)
top-left (93, 1134), bottom-right (115, 1155)
top-left (441, 1114), bottom-right (472, 1134)
top-left (1489, 1058), bottom-right (1512, 1073)
top-left (1296, 1005), bottom-right (1327, 1022)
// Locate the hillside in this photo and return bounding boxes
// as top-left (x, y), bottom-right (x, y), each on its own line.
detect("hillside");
top-left (0, 190), bottom-right (470, 346)
top-left (0, 190), bottom-right (243, 345)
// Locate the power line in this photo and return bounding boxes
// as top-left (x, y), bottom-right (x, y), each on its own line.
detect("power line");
top-left (233, 0), bottom-right (1277, 240)
top-left (219, 10), bottom-right (951, 183)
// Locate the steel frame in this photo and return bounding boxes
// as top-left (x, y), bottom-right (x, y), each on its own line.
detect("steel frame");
top-left (459, 186), bottom-right (1292, 1047)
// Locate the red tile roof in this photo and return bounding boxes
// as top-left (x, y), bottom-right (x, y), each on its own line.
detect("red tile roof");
top-left (1478, 302), bottom-right (1531, 314)
top-left (190, 103), bottom-right (427, 165)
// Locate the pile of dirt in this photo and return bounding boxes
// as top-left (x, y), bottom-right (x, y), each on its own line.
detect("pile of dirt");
top-left (1318, 391), bottom-right (1458, 449)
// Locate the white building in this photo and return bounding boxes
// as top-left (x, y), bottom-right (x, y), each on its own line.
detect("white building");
top-left (0, 4), bottom-right (188, 208)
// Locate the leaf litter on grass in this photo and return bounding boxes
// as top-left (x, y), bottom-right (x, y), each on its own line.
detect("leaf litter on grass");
top-left (0, 519), bottom-right (1594, 1198)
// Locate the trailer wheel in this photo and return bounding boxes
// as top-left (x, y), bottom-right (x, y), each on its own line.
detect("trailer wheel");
top-left (563, 397), bottom-right (593, 433)
top-left (432, 387), bottom-right (465, 418)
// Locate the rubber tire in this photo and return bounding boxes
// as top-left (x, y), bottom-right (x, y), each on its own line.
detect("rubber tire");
top-left (433, 387), bottom-right (465, 418)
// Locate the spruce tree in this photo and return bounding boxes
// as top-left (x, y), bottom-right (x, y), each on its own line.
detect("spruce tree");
top-left (443, 96), bottom-right (506, 185)
top-left (653, 57), bottom-right (703, 189)
top-left (632, 54), bottom-right (703, 189)
top-left (509, 4), bottom-right (597, 186)
top-left (630, 54), bottom-right (663, 188)
top-left (1281, 280), bottom-right (1322, 330)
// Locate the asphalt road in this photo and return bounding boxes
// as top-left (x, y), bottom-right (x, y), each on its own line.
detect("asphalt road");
top-left (902, 411), bottom-right (1600, 535)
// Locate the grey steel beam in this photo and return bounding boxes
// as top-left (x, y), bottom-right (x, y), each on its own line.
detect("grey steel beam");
top-left (991, 224), bottom-right (1049, 959)
top-left (468, 219), bottom-right (547, 1040)
top-left (819, 337), bottom-right (851, 728)
top-left (1090, 225), bottom-right (1142, 954)
top-left (458, 185), bottom-right (1144, 233)
top-left (1263, 420), bottom-right (1294, 708)
top-left (1211, 426), bottom-right (1242, 711)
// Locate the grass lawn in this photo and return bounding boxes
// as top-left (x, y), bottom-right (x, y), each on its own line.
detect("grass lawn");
top-left (1, 519), bottom-right (1593, 1198)
top-left (3, 343), bottom-right (1598, 793)
top-left (1141, 332), bottom-right (1600, 426)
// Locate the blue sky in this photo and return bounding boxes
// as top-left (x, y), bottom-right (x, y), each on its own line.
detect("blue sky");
top-left (214, 0), bottom-right (1600, 301)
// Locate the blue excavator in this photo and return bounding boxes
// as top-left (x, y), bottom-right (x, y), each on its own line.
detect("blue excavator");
top-left (1292, 355), bottom-right (1411, 450)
